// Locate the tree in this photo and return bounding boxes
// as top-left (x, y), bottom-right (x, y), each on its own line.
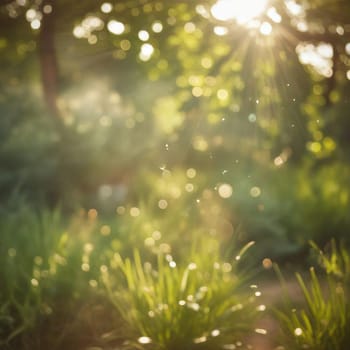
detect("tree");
top-left (0, 0), bottom-right (349, 204)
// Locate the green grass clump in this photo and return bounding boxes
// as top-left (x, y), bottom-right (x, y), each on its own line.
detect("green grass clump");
top-left (101, 238), bottom-right (263, 350)
top-left (274, 241), bottom-right (350, 350)
top-left (0, 206), bottom-right (107, 349)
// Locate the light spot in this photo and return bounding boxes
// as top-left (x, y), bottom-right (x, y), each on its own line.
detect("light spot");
top-left (262, 258), bottom-right (272, 269)
top-left (336, 25), bottom-right (344, 35)
top-left (88, 208), bottom-right (98, 220)
top-left (107, 20), bottom-right (125, 35)
top-left (211, 329), bottom-right (220, 337)
top-left (317, 43), bottom-right (333, 59)
top-left (144, 237), bottom-right (155, 247)
top-left (120, 39), bottom-right (131, 50)
top-left (232, 304), bottom-right (243, 312)
top-left (100, 225), bottom-right (111, 236)
top-left (159, 243), bottom-right (171, 253)
top-left (185, 183), bottom-right (194, 192)
top-left (296, 42), bottom-right (334, 77)
top-left (188, 262), bottom-right (197, 270)
top-left (274, 156), bottom-right (284, 167)
top-left (100, 265), bottom-right (108, 273)
top-left (30, 19), bottom-right (41, 30)
top-left (308, 141), bottom-right (322, 153)
top-left (196, 4), bottom-right (210, 18)
top-left (192, 86), bottom-right (203, 97)
top-left (223, 345), bottom-right (236, 350)
top-left (158, 199), bottom-right (168, 209)
top-left (88, 35), bottom-right (98, 45)
top-left (217, 89), bottom-right (229, 100)
top-left (31, 278), bottom-right (39, 287)
top-left (81, 263), bottom-right (90, 272)
top-left (257, 304), bottom-right (266, 311)
top-left (255, 328), bottom-right (267, 335)
top-left (138, 336), bottom-right (152, 344)
top-left (73, 26), bottom-right (86, 38)
top-left (218, 183), bottom-right (233, 198)
top-left (138, 30), bottom-right (149, 41)
top-left (267, 7), bottom-right (281, 23)
top-left (260, 21), bottom-right (272, 35)
top-left (248, 113), bottom-right (256, 122)
top-left (294, 328), bottom-right (303, 336)
top-left (179, 300), bottom-right (186, 306)
top-left (116, 206), bottom-right (125, 215)
top-left (222, 262), bottom-right (232, 272)
top-left (201, 57), bottom-right (213, 68)
top-left (255, 291), bottom-right (262, 296)
top-left (250, 186), bottom-right (261, 197)
top-left (188, 302), bottom-right (200, 311)
top-left (184, 22), bottom-right (196, 33)
top-left (130, 207), bottom-right (140, 217)
top-left (152, 230), bottom-right (162, 240)
top-left (101, 2), bottom-right (113, 13)
top-left (211, 0), bottom-right (268, 24)
top-left (186, 168), bottom-right (197, 178)
top-left (286, 0), bottom-right (303, 16)
top-left (169, 261), bottom-right (176, 268)
top-left (345, 43), bottom-right (350, 55)
top-left (193, 336), bottom-right (207, 343)
top-left (98, 185), bottom-right (113, 199)
top-left (139, 43), bottom-right (154, 61)
top-left (43, 5), bottom-right (52, 14)
top-left (89, 279), bottom-right (98, 288)
top-left (26, 9), bottom-right (36, 21)
top-left (152, 21), bottom-right (163, 33)
top-left (214, 262), bottom-right (221, 269)
top-left (192, 136), bottom-right (208, 151)
top-left (214, 26), bottom-right (228, 35)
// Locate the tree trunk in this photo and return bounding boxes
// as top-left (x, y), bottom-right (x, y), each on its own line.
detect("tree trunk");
top-left (38, 0), bottom-right (61, 124)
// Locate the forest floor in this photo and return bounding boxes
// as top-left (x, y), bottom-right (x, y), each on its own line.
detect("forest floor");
top-left (247, 278), bottom-right (303, 350)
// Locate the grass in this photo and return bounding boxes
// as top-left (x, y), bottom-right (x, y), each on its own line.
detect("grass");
top-left (101, 239), bottom-right (263, 350)
top-left (0, 206), bottom-right (106, 349)
top-left (274, 241), bottom-right (350, 350)
top-left (1, 204), bottom-right (350, 350)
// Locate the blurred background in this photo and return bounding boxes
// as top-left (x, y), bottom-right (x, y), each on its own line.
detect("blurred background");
top-left (1, 1), bottom-right (350, 349)
top-left (1, 0), bottom-right (350, 262)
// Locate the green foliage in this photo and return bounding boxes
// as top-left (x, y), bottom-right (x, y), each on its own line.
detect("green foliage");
top-left (310, 239), bottom-right (350, 285)
top-left (101, 239), bottom-right (263, 350)
top-left (0, 205), bottom-right (111, 349)
top-left (274, 241), bottom-right (350, 350)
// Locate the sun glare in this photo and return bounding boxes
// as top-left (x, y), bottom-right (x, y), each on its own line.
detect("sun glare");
top-left (211, 0), bottom-right (269, 24)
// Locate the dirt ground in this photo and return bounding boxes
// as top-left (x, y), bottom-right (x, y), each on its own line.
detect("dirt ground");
top-left (246, 278), bottom-right (303, 350)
